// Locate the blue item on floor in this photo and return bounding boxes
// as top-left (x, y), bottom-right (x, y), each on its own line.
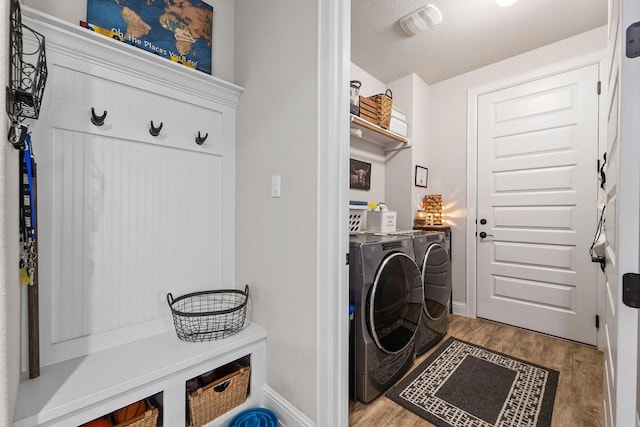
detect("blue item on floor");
top-left (349, 304), bottom-right (355, 320)
top-left (227, 407), bottom-right (278, 427)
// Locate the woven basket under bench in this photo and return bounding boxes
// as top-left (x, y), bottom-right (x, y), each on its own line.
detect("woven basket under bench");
top-left (115, 407), bottom-right (159, 427)
top-left (187, 364), bottom-right (251, 427)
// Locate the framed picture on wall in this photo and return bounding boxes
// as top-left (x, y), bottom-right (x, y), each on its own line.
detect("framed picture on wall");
top-left (415, 165), bottom-right (428, 188)
top-left (350, 158), bottom-right (371, 190)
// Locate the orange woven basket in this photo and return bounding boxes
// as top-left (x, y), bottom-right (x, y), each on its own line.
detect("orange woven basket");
top-left (368, 89), bottom-right (393, 129)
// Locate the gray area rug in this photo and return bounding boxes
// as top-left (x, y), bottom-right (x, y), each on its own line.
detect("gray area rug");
top-left (386, 337), bottom-right (559, 427)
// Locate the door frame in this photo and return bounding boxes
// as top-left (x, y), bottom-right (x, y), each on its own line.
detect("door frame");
top-left (317, 0), bottom-right (350, 425)
top-left (465, 50), bottom-right (606, 348)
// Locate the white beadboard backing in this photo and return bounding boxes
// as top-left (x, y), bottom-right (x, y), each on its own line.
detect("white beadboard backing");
top-left (46, 130), bottom-right (223, 344)
top-left (24, 7), bottom-right (241, 367)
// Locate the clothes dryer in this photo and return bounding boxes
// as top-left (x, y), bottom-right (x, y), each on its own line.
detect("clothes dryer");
top-left (393, 230), bottom-right (451, 355)
top-left (349, 234), bottom-right (423, 403)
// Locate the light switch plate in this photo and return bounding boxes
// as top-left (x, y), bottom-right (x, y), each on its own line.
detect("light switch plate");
top-left (271, 175), bottom-right (281, 197)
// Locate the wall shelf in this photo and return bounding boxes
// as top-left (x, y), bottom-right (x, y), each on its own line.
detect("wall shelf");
top-left (350, 114), bottom-right (410, 151)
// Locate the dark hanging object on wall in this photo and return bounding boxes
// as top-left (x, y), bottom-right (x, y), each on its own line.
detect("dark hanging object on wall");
top-left (149, 121), bottom-right (163, 136)
top-left (195, 131), bottom-right (208, 145)
top-left (599, 152), bottom-right (607, 190)
top-left (6, 0), bottom-right (48, 149)
top-left (6, 0), bottom-right (48, 123)
top-left (90, 108), bottom-right (107, 126)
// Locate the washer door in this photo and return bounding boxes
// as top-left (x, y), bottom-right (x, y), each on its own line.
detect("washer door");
top-left (421, 243), bottom-right (452, 319)
top-left (368, 252), bottom-right (423, 354)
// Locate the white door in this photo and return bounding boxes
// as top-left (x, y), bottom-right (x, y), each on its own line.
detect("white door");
top-left (605, 0), bottom-right (640, 425)
top-left (476, 65), bottom-right (600, 345)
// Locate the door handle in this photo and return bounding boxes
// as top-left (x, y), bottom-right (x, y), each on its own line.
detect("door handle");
top-left (479, 232), bottom-right (494, 238)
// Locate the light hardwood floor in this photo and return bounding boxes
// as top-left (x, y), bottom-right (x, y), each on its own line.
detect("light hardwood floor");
top-left (349, 315), bottom-right (604, 426)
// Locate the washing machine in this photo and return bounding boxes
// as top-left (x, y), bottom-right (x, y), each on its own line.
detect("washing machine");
top-left (402, 230), bottom-right (451, 356)
top-left (349, 234), bottom-right (424, 403)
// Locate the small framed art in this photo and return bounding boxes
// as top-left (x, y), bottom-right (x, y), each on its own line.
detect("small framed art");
top-left (415, 165), bottom-right (428, 188)
top-left (350, 158), bottom-right (371, 190)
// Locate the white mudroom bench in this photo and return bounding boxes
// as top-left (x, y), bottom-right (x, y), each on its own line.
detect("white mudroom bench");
top-left (14, 7), bottom-right (262, 426)
top-left (14, 323), bottom-right (266, 426)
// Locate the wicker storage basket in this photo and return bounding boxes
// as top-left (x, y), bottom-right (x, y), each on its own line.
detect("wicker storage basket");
top-left (188, 365), bottom-right (251, 427)
top-left (114, 407), bottom-right (159, 427)
top-left (358, 96), bottom-right (378, 124)
top-left (368, 89), bottom-right (393, 129)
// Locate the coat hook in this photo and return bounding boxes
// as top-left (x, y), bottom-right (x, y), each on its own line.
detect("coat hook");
top-left (91, 108), bottom-right (107, 127)
top-left (149, 121), bottom-right (163, 137)
top-left (195, 131), bottom-right (208, 145)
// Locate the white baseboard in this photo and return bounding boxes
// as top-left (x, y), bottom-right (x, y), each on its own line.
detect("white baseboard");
top-left (452, 301), bottom-right (468, 317)
top-left (262, 385), bottom-right (315, 427)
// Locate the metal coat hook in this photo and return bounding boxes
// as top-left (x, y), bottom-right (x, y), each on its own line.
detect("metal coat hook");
top-left (149, 121), bottom-right (163, 137)
top-left (195, 131), bottom-right (208, 145)
top-left (90, 108), bottom-right (107, 127)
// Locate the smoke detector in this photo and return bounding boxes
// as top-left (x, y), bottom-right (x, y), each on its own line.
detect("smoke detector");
top-left (399, 4), bottom-right (443, 36)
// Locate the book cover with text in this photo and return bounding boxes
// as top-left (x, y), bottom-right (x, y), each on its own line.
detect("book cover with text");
top-left (87, 0), bottom-right (213, 74)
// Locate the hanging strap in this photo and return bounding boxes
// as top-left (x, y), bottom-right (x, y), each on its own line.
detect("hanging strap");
top-left (24, 134), bottom-right (36, 239)
top-left (19, 134), bottom-right (36, 241)
top-left (19, 133), bottom-right (37, 285)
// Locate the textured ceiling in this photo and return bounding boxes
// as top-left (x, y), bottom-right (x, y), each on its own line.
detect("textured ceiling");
top-left (351, 0), bottom-right (608, 85)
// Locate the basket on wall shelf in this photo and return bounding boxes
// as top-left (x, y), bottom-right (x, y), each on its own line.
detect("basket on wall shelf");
top-left (368, 89), bottom-right (393, 129)
top-left (167, 285), bottom-right (249, 342)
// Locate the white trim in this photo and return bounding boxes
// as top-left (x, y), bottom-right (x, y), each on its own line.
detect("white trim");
top-left (466, 50), bottom-right (606, 324)
top-left (263, 385), bottom-right (315, 427)
top-left (451, 301), bottom-right (468, 317)
top-left (22, 7), bottom-right (242, 107)
top-left (316, 0), bottom-right (349, 426)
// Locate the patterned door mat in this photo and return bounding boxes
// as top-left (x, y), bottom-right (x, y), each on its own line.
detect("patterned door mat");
top-left (386, 337), bottom-right (559, 427)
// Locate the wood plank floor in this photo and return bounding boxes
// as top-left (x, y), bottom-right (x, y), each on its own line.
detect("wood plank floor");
top-left (349, 315), bottom-right (604, 426)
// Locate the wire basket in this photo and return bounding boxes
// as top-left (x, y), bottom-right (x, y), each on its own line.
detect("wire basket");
top-left (167, 285), bottom-right (249, 342)
top-left (6, 0), bottom-right (48, 121)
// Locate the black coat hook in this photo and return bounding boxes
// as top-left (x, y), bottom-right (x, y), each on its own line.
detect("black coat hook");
top-left (149, 121), bottom-right (163, 137)
top-left (195, 131), bottom-right (208, 145)
top-left (91, 108), bottom-right (107, 127)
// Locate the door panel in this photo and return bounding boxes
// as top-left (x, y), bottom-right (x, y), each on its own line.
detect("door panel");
top-left (477, 64), bottom-right (599, 345)
top-left (606, 0), bottom-right (640, 425)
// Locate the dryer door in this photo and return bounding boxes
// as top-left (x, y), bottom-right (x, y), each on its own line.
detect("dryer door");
top-left (421, 243), bottom-right (452, 319)
top-left (368, 252), bottom-right (423, 354)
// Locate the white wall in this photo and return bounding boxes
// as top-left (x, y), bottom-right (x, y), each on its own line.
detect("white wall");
top-left (428, 26), bottom-right (607, 305)
top-left (21, 0), bottom-right (236, 82)
top-left (386, 74), bottom-right (431, 230)
top-left (234, 0), bottom-right (318, 422)
top-left (1, 0), bottom-right (21, 423)
top-left (350, 64), bottom-right (386, 207)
